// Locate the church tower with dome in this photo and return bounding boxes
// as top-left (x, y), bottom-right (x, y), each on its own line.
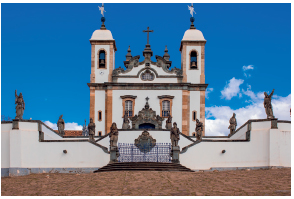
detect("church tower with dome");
top-left (88, 4), bottom-right (207, 137)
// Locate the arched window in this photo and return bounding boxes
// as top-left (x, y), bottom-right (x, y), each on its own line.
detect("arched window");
top-left (141, 70), bottom-right (154, 81)
top-left (162, 100), bottom-right (170, 117)
top-left (192, 133), bottom-right (196, 136)
top-left (98, 131), bottom-right (102, 136)
top-left (190, 51), bottom-right (197, 69)
top-left (125, 100), bottom-right (133, 117)
top-left (99, 50), bottom-right (106, 68)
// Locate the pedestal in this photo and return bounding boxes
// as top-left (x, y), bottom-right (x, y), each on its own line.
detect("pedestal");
top-left (166, 123), bottom-right (172, 130)
top-left (122, 123), bottom-right (130, 130)
top-left (12, 119), bottom-right (20, 130)
top-left (109, 146), bottom-right (120, 164)
top-left (171, 146), bottom-right (180, 163)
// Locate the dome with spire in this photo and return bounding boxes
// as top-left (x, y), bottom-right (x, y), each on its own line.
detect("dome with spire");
top-left (182, 29), bottom-right (206, 41)
top-left (90, 29), bottom-right (114, 41)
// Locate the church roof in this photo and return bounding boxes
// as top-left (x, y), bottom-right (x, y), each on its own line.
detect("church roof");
top-left (90, 29), bottom-right (114, 41)
top-left (182, 29), bottom-right (206, 41)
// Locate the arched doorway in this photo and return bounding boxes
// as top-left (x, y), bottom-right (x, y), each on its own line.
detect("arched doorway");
top-left (139, 123), bottom-right (155, 129)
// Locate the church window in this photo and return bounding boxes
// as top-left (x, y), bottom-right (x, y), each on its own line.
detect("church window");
top-left (190, 50), bottom-right (198, 69)
top-left (98, 50), bottom-right (106, 68)
top-left (192, 132), bottom-right (196, 136)
top-left (141, 70), bottom-right (154, 81)
top-left (125, 100), bottom-right (133, 117)
top-left (162, 100), bottom-right (170, 117)
top-left (98, 131), bottom-right (102, 136)
top-left (98, 111), bottom-right (102, 121)
top-left (192, 111), bottom-right (197, 121)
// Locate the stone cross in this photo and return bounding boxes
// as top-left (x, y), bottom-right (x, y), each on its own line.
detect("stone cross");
top-left (143, 27), bottom-right (154, 44)
top-left (145, 96), bottom-right (149, 102)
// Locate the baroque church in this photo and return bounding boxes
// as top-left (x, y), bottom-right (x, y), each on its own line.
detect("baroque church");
top-left (88, 9), bottom-right (207, 137)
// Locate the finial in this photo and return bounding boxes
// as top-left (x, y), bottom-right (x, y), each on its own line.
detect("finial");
top-left (188, 3), bottom-right (196, 29)
top-left (145, 97), bottom-right (150, 109)
top-left (126, 46), bottom-right (132, 61)
top-left (143, 27), bottom-right (154, 58)
top-left (98, 3), bottom-right (107, 30)
top-left (163, 46), bottom-right (170, 61)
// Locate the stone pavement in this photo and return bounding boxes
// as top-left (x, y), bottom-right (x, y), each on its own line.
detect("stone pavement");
top-left (1, 168), bottom-right (291, 196)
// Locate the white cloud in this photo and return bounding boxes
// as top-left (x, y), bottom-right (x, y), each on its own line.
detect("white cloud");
top-left (220, 77), bottom-right (244, 100)
top-left (43, 121), bottom-right (82, 130)
top-left (205, 88), bottom-right (214, 99)
top-left (206, 92), bottom-right (291, 136)
top-left (242, 65), bottom-right (254, 77)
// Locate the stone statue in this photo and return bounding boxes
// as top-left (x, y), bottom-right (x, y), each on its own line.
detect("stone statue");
top-left (122, 111), bottom-right (130, 129)
top-left (88, 118), bottom-right (96, 141)
top-left (170, 122), bottom-right (180, 147)
top-left (228, 113), bottom-right (237, 136)
top-left (57, 115), bottom-right (65, 135)
top-left (82, 119), bottom-right (88, 136)
top-left (195, 119), bottom-right (203, 141)
top-left (109, 122), bottom-right (119, 147)
top-left (15, 90), bottom-right (25, 120)
top-left (98, 3), bottom-right (106, 17)
top-left (188, 3), bottom-right (196, 17)
top-left (264, 89), bottom-right (275, 119)
top-left (165, 113), bottom-right (172, 130)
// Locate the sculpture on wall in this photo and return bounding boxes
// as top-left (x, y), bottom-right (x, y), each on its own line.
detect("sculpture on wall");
top-left (109, 122), bottom-right (119, 147)
top-left (264, 89), bottom-right (275, 119)
top-left (57, 115), bottom-right (65, 136)
top-left (122, 111), bottom-right (130, 129)
top-left (134, 130), bottom-right (156, 153)
top-left (228, 113), bottom-right (237, 136)
top-left (170, 122), bottom-right (180, 147)
top-left (165, 113), bottom-right (172, 130)
top-left (195, 119), bottom-right (203, 141)
top-left (15, 90), bottom-right (25, 120)
top-left (88, 118), bottom-right (96, 141)
top-left (82, 119), bottom-right (88, 136)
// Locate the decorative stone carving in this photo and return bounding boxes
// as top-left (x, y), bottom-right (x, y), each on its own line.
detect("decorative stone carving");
top-left (15, 90), bottom-right (25, 120)
top-left (170, 122), bottom-right (180, 147)
top-left (130, 98), bottom-right (164, 130)
top-left (228, 113), bottom-right (237, 136)
top-left (122, 111), bottom-right (130, 129)
top-left (57, 115), bottom-right (65, 136)
top-left (109, 122), bottom-right (119, 147)
top-left (264, 89), bottom-right (275, 119)
top-left (88, 118), bottom-right (96, 141)
top-left (155, 55), bottom-right (182, 76)
top-left (134, 130), bottom-right (156, 153)
top-left (165, 113), bottom-right (172, 130)
top-left (195, 119), bottom-right (203, 141)
top-left (82, 119), bottom-right (88, 136)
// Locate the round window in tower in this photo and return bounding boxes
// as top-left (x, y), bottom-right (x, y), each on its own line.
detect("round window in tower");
top-left (141, 70), bottom-right (155, 81)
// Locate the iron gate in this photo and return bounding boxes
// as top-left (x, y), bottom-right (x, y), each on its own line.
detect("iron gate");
top-left (117, 143), bottom-right (171, 163)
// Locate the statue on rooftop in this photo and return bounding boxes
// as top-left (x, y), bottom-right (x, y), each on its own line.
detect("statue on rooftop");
top-left (188, 3), bottom-right (196, 17)
top-left (88, 118), bottom-right (96, 141)
top-left (228, 113), bottom-right (237, 136)
top-left (170, 122), bottom-right (180, 147)
top-left (98, 3), bottom-right (106, 17)
top-left (82, 119), bottom-right (88, 136)
top-left (264, 89), bottom-right (275, 119)
top-left (122, 111), bottom-right (130, 129)
top-left (15, 90), bottom-right (25, 120)
top-left (109, 122), bottom-right (119, 147)
top-left (57, 115), bottom-right (65, 136)
top-left (195, 119), bottom-right (203, 141)
top-left (165, 113), bottom-right (172, 130)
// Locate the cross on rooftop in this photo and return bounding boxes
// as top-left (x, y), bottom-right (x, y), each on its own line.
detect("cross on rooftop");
top-left (143, 27), bottom-right (154, 45)
top-left (146, 96), bottom-right (149, 102)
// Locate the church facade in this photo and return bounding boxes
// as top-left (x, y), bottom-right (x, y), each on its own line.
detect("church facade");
top-left (88, 21), bottom-right (207, 136)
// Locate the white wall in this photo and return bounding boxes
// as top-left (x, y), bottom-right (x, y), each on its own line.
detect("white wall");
top-left (1, 131), bottom-right (10, 168)
top-left (95, 45), bottom-right (110, 83)
top-left (112, 90), bottom-right (183, 131)
top-left (186, 46), bottom-right (202, 84)
top-left (95, 90), bottom-right (106, 135)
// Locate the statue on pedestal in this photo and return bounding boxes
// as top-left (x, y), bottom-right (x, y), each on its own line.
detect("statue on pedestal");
top-left (264, 89), bottom-right (275, 119)
top-left (195, 119), bottom-right (203, 141)
top-left (165, 113), bottom-right (172, 130)
top-left (15, 90), bottom-right (25, 120)
top-left (109, 122), bottom-right (119, 147)
top-left (88, 118), bottom-right (96, 141)
top-left (170, 122), bottom-right (180, 147)
top-left (122, 111), bottom-right (130, 129)
top-left (82, 119), bottom-right (88, 136)
top-left (57, 115), bottom-right (65, 136)
top-left (228, 113), bottom-right (237, 136)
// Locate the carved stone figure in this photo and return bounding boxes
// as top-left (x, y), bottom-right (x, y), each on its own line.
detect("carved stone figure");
top-left (122, 111), bottom-right (130, 129)
top-left (170, 122), bottom-right (180, 147)
top-left (165, 113), bottom-right (172, 130)
top-left (15, 90), bottom-right (25, 120)
top-left (228, 113), bottom-right (237, 136)
top-left (264, 89), bottom-right (275, 119)
top-left (57, 115), bottom-right (65, 136)
top-left (82, 119), bottom-right (88, 136)
top-left (195, 119), bottom-right (203, 141)
top-left (109, 122), bottom-right (119, 147)
top-left (134, 130), bottom-right (156, 153)
top-left (88, 118), bottom-right (96, 141)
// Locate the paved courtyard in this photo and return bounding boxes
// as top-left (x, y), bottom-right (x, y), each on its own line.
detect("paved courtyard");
top-left (1, 168), bottom-right (291, 196)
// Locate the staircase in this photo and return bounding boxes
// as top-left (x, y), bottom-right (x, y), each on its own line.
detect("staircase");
top-left (93, 162), bottom-right (194, 173)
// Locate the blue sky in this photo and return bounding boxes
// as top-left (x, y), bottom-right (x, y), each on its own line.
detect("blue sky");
top-left (1, 3), bottom-right (291, 135)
